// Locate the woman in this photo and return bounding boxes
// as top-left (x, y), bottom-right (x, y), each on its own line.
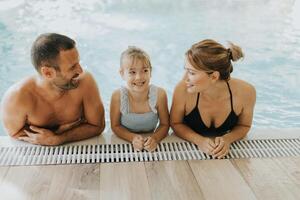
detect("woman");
top-left (170, 39), bottom-right (256, 158)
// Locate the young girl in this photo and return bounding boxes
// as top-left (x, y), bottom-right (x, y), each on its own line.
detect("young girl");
top-left (110, 46), bottom-right (169, 151)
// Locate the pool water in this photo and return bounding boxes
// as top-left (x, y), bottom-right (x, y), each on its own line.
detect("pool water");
top-left (0, 0), bottom-right (299, 136)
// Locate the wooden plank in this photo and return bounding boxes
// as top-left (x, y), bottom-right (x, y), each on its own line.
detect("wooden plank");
top-left (47, 164), bottom-right (100, 200)
top-left (0, 165), bottom-right (53, 200)
top-left (0, 166), bottom-right (9, 181)
top-left (0, 164), bottom-right (100, 200)
top-left (0, 166), bottom-right (11, 196)
top-left (100, 162), bottom-right (151, 200)
top-left (233, 158), bottom-right (300, 200)
top-left (272, 157), bottom-right (300, 185)
top-left (189, 160), bottom-right (257, 200)
top-left (145, 161), bottom-right (204, 200)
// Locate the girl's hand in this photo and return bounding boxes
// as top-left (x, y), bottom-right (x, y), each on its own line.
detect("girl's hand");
top-left (212, 136), bottom-right (231, 159)
top-left (196, 136), bottom-right (216, 155)
top-left (144, 136), bottom-right (157, 152)
top-left (132, 135), bottom-right (144, 151)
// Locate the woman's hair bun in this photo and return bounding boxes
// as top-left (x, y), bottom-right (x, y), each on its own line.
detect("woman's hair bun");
top-left (228, 42), bottom-right (244, 62)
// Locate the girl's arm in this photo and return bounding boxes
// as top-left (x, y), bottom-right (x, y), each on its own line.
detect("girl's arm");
top-left (170, 81), bottom-right (216, 154)
top-left (110, 90), bottom-right (139, 142)
top-left (151, 88), bottom-right (169, 142)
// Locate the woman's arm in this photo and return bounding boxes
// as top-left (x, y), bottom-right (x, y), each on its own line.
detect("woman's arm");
top-left (223, 83), bottom-right (256, 143)
top-left (213, 82), bottom-right (256, 158)
top-left (170, 81), bottom-right (216, 154)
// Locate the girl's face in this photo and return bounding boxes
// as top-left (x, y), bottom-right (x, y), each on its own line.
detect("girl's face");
top-left (184, 58), bottom-right (212, 93)
top-left (121, 59), bottom-right (151, 92)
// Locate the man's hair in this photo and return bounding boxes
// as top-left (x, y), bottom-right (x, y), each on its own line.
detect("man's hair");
top-left (31, 33), bottom-right (76, 72)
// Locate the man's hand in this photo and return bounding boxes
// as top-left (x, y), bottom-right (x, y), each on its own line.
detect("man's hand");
top-left (18, 126), bottom-right (61, 146)
top-left (56, 118), bottom-right (86, 134)
top-left (144, 136), bottom-right (158, 152)
top-left (132, 135), bottom-right (144, 151)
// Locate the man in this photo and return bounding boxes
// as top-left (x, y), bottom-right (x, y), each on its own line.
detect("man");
top-left (0, 33), bottom-right (105, 145)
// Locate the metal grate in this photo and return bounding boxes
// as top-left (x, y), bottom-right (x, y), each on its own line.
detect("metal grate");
top-left (0, 138), bottom-right (300, 166)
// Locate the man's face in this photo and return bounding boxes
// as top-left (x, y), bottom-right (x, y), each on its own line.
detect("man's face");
top-left (53, 48), bottom-right (83, 90)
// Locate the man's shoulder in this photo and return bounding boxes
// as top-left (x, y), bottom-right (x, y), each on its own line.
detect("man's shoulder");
top-left (1, 76), bottom-right (36, 109)
top-left (78, 71), bottom-right (98, 88)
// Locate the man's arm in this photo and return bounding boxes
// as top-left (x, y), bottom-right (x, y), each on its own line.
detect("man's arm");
top-left (18, 73), bottom-right (105, 145)
top-left (1, 87), bottom-right (31, 138)
top-left (55, 72), bottom-right (105, 144)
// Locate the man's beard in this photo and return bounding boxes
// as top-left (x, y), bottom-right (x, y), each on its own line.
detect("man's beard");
top-left (54, 76), bottom-right (79, 90)
top-left (58, 80), bottom-right (79, 90)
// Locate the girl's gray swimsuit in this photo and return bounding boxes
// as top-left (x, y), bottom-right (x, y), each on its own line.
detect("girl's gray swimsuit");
top-left (120, 84), bottom-right (159, 133)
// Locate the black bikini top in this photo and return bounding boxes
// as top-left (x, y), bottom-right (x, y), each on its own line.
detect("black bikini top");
top-left (183, 82), bottom-right (238, 137)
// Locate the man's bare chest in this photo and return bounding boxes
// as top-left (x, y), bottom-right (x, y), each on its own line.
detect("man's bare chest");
top-left (27, 95), bottom-right (83, 128)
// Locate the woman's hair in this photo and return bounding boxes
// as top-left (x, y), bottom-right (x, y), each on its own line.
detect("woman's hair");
top-left (185, 39), bottom-right (244, 81)
top-left (120, 46), bottom-right (152, 70)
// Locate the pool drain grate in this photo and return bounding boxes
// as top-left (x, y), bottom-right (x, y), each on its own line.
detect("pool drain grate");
top-left (0, 138), bottom-right (299, 166)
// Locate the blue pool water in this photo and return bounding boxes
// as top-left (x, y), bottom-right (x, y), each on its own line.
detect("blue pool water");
top-left (0, 0), bottom-right (299, 136)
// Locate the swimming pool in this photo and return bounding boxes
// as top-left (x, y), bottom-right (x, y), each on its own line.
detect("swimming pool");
top-left (0, 0), bottom-right (299, 136)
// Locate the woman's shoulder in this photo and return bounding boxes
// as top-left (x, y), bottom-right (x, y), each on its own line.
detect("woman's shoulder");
top-left (174, 80), bottom-right (187, 93)
top-left (229, 78), bottom-right (256, 101)
top-left (230, 78), bottom-right (255, 91)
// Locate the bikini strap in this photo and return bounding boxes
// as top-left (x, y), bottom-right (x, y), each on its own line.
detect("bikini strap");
top-left (226, 82), bottom-right (234, 111)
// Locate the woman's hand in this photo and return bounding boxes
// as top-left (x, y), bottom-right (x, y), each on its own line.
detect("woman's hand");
top-left (132, 135), bottom-right (144, 151)
top-left (196, 136), bottom-right (216, 155)
top-left (144, 136), bottom-right (158, 152)
top-left (212, 136), bottom-right (231, 159)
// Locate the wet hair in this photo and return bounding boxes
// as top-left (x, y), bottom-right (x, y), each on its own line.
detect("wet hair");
top-left (31, 33), bottom-right (76, 72)
top-left (186, 39), bottom-right (244, 81)
top-left (120, 46), bottom-right (152, 70)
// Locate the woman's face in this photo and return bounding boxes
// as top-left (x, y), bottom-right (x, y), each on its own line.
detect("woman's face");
top-left (184, 58), bottom-right (212, 93)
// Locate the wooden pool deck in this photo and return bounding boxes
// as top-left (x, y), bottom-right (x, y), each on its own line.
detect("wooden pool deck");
top-left (0, 128), bottom-right (299, 200)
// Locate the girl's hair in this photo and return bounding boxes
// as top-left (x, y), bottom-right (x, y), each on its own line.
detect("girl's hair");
top-left (120, 46), bottom-right (152, 70)
top-left (185, 39), bottom-right (244, 81)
